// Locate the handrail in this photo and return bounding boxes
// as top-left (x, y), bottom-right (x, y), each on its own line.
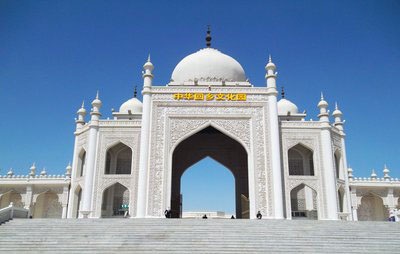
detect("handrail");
top-left (0, 202), bottom-right (29, 225)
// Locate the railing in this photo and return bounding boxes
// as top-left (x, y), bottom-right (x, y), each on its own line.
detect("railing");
top-left (0, 202), bottom-right (29, 225)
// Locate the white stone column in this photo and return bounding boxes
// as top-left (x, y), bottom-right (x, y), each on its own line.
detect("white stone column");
top-left (67, 102), bottom-right (86, 218)
top-left (351, 188), bottom-right (358, 221)
top-left (318, 95), bottom-right (338, 220)
top-left (136, 56), bottom-right (154, 218)
top-left (81, 93), bottom-right (101, 218)
top-left (265, 56), bottom-right (284, 219)
top-left (332, 103), bottom-right (352, 220)
top-left (24, 185), bottom-right (33, 217)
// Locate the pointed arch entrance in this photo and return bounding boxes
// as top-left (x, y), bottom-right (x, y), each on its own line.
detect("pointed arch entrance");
top-left (170, 126), bottom-right (249, 218)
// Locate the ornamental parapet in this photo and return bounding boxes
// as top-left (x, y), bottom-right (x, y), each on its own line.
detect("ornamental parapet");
top-left (99, 120), bottom-right (141, 127)
top-left (351, 177), bottom-right (400, 183)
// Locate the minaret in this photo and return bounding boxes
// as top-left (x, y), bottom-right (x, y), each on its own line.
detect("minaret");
top-left (318, 93), bottom-right (339, 220)
top-left (383, 164), bottom-right (390, 181)
top-left (332, 102), bottom-right (353, 219)
top-left (76, 101), bottom-right (86, 130)
top-left (81, 91), bottom-right (102, 218)
top-left (265, 55), bottom-right (284, 219)
top-left (136, 55), bottom-right (154, 218)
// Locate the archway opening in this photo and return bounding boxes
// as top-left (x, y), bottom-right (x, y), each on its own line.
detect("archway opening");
top-left (104, 143), bottom-right (132, 175)
top-left (72, 185), bottom-right (82, 218)
top-left (334, 151), bottom-right (343, 179)
top-left (288, 144), bottom-right (314, 176)
top-left (290, 184), bottom-right (318, 220)
top-left (171, 126), bottom-right (249, 219)
top-left (0, 191), bottom-right (23, 209)
top-left (101, 183), bottom-right (129, 217)
top-left (33, 192), bottom-right (62, 218)
top-left (338, 188), bottom-right (345, 213)
top-left (181, 157), bottom-right (236, 218)
top-left (357, 193), bottom-right (389, 221)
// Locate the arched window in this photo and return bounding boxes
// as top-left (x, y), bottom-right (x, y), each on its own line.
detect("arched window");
top-left (105, 143), bottom-right (132, 175)
top-left (288, 144), bottom-right (314, 176)
top-left (77, 149), bottom-right (86, 177)
top-left (72, 185), bottom-right (82, 218)
top-left (290, 184), bottom-right (318, 220)
top-left (334, 151), bottom-right (342, 179)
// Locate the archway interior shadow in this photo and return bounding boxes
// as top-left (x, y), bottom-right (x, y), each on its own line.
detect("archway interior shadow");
top-left (171, 126), bottom-right (249, 218)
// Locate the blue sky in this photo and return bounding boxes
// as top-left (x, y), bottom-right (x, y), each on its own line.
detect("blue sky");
top-left (0, 1), bottom-right (399, 213)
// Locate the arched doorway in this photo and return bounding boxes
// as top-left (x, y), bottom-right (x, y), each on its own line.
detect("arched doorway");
top-left (357, 193), bottom-right (389, 221)
top-left (72, 185), bottom-right (82, 218)
top-left (0, 191), bottom-right (24, 209)
top-left (290, 184), bottom-right (318, 220)
top-left (181, 157), bottom-right (236, 217)
top-left (33, 192), bottom-right (62, 218)
top-left (171, 126), bottom-right (249, 218)
top-left (101, 183), bottom-right (130, 217)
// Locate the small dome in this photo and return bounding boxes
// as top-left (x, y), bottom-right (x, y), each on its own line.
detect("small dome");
top-left (171, 48), bottom-right (246, 84)
top-left (278, 98), bottom-right (299, 115)
top-left (119, 98), bottom-right (142, 114)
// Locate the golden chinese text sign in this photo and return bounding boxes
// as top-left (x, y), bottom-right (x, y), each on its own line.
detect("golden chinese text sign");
top-left (172, 93), bottom-right (247, 101)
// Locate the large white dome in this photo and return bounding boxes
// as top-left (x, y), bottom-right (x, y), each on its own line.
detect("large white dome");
top-left (171, 48), bottom-right (246, 84)
top-left (119, 97), bottom-right (142, 114)
top-left (278, 98), bottom-right (299, 115)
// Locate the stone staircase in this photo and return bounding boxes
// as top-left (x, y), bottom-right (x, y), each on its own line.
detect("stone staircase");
top-left (1, 218), bottom-right (400, 253)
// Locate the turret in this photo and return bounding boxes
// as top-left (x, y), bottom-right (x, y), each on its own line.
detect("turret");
top-left (265, 55), bottom-right (277, 90)
top-left (348, 167), bottom-right (353, 180)
top-left (90, 91), bottom-right (102, 122)
top-left (40, 168), bottom-right (47, 176)
top-left (65, 162), bottom-right (72, 178)
top-left (370, 169), bottom-right (377, 180)
top-left (332, 102), bottom-right (344, 131)
top-left (383, 164), bottom-right (390, 181)
top-left (7, 168), bottom-right (13, 177)
top-left (76, 101), bottom-right (86, 130)
top-left (143, 55), bottom-right (154, 91)
top-left (29, 163), bottom-right (36, 177)
top-left (317, 92), bottom-right (330, 123)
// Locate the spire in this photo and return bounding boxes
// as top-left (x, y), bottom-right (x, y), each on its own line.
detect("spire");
top-left (81, 100), bottom-right (85, 108)
top-left (281, 86), bottom-right (285, 98)
top-left (147, 54), bottom-right (151, 62)
top-left (383, 164), bottom-right (390, 180)
top-left (134, 86), bottom-right (137, 98)
top-left (7, 168), bottom-right (13, 176)
top-left (269, 54), bottom-right (272, 63)
top-left (206, 25), bottom-right (211, 47)
top-left (96, 90), bottom-right (99, 99)
top-left (40, 167), bottom-right (47, 176)
top-left (317, 92), bottom-right (329, 122)
top-left (29, 162), bottom-right (36, 176)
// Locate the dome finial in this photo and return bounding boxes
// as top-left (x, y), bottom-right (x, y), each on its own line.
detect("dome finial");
top-left (281, 86), bottom-right (285, 98)
top-left (134, 86), bottom-right (137, 98)
top-left (320, 91), bottom-right (324, 100)
top-left (96, 90), bottom-right (99, 99)
top-left (147, 54), bottom-right (151, 62)
top-left (269, 54), bottom-right (272, 63)
top-left (206, 25), bottom-right (211, 48)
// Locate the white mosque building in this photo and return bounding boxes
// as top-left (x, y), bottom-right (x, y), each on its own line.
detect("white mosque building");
top-left (1, 31), bottom-right (399, 221)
